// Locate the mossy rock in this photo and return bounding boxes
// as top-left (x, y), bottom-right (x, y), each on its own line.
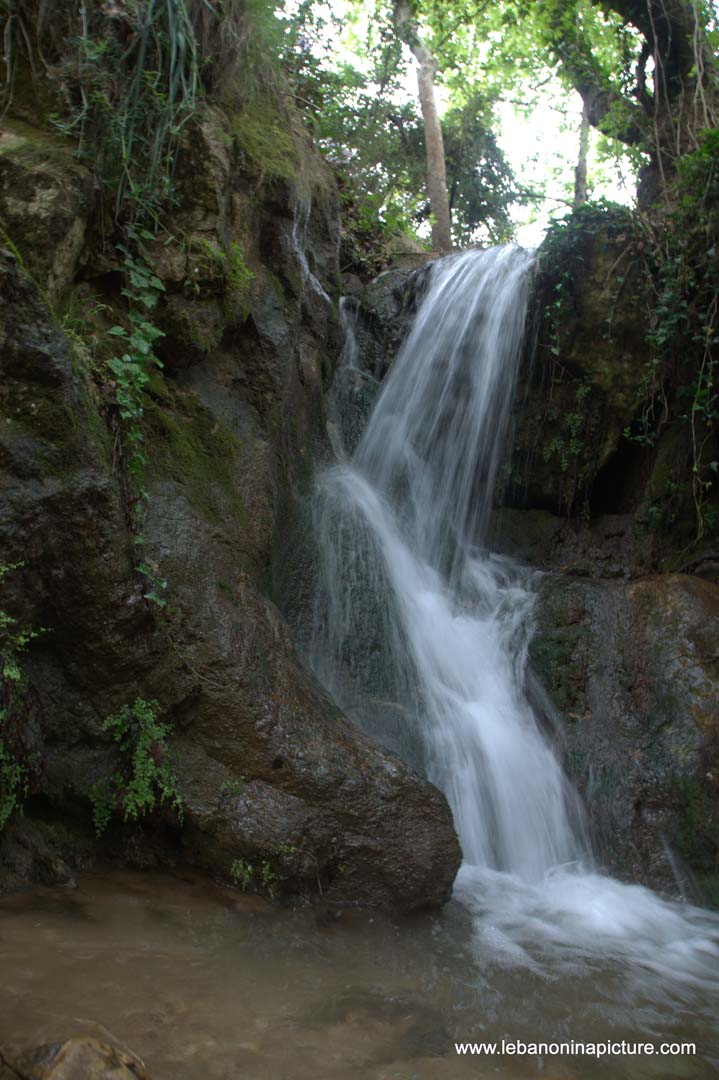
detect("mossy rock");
top-left (509, 202), bottom-right (653, 517)
top-left (529, 577), bottom-right (591, 718)
top-left (144, 376), bottom-right (246, 527)
top-left (0, 119), bottom-right (91, 302)
top-left (231, 98), bottom-right (298, 182)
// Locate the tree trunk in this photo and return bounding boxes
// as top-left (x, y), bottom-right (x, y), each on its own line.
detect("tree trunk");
top-left (573, 98), bottom-right (590, 208)
top-left (393, 1), bottom-right (452, 254)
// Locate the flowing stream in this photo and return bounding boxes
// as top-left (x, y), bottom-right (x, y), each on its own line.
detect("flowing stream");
top-left (310, 246), bottom-right (719, 986)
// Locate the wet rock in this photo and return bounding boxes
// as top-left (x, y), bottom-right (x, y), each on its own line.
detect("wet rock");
top-left (0, 248), bottom-right (146, 676)
top-left (0, 106), bottom-right (460, 912)
top-left (503, 209), bottom-right (652, 518)
top-left (341, 266), bottom-right (428, 382)
top-left (158, 566), bottom-right (461, 910)
top-left (531, 572), bottom-right (719, 900)
top-left (0, 1038), bottom-right (148, 1079)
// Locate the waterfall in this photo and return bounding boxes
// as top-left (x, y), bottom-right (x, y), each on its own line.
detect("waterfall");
top-left (289, 200), bottom-right (332, 304)
top-left (310, 246), bottom-right (719, 986)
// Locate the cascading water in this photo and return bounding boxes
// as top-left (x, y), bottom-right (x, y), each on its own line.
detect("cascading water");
top-left (310, 246), bottom-right (719, 988)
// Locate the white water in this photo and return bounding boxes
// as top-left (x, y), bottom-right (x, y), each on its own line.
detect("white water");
top-left (311, 246), bottom-right (719, 991)
top-left (290, 201), bottom-right (332, 303)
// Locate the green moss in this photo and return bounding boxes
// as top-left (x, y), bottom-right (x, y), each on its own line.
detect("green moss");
top-left (144, 377), bottom-right (246, 526)
top-left (263, 269), bottom-right (287, 301)
top-left (696, 873), bottom-right (719, 909)
top-left (671, 773), bottom-right (719, 893)
top-left (231, 98), bottom-right (297, 181)
top-left (144, 371), bottom-right (176, 405)
top-left (530, 623), bottom-right (586, 714)
top-left (178, 237), bottom-right (254, 335)
top-left (0, 119), bottom-right (80, 169)
top-left (225, 242), bottom-right (254, 310)
top-left (529, 581), bottom-right (589, 717)
top-left (169, 298), bottom-right (226, 354)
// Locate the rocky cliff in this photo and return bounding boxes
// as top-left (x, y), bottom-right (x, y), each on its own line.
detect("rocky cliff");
top-left (0, 26), bottom-right (461, 911)
top-left (500, 207), bottom-right (719, 903)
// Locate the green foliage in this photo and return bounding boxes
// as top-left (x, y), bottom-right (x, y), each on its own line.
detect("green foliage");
top-left (220, 777), bottom-right (245, 799)
top-left (0, 736), bottom-right (28, 832)
top-left (541, 383), bottom-right (592, 474)
top-left (229, 840), bottom-right (298, 898)
top-left (625, 128), bottom-right (719, 540)
top-left (541, 198), bottom-right (635, 361)
top-left (45, 2), bottom-right (202, 221)
top-left (107, 237), bottom-right (167, 486)
top-left (89, 776), bottom-right (118, 838)
top-left (230, 856), bottom-right (254, 889)
top-left (339, 187), bottom-right (427, 277)
top-left (0, 563), bottom-right (43, 685)
top-left (542, 197), bottom-right (634, 252)
top-left (229, 854), bottom-right (278, 898)
top-left (92, 697), bottom-right (183, 834)
top-left (0, 0), bottom-right (289, 222)
top-left (443, 96), bottom-right (516, 246)
top-left (15, 0), bottom-right (283, 223)
top-left (231, 99), bottom-right (297, 180)
top-left (283, 1), bottom-right (518, 253)
top-left (136, 556), bottom-right (169, 609)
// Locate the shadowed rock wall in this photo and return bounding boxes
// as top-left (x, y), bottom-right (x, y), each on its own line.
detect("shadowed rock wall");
top-left (0, 93), bottom-right (460, 910)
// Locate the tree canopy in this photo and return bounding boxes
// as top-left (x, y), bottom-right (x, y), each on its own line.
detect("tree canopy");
top-left (281, 0), bottom-right (718, 248)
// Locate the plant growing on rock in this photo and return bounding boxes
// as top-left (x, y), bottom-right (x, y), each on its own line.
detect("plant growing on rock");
top-left (229, 851), bottom-right (284, 899)
top-left (0, 563), bottom-right (44, 830)
top-left (91, 697), bottom-right (183, 835)
top-left (183, 237), bottom-right (254, 316)
top-left (107, 236), bottom-right (167, 488)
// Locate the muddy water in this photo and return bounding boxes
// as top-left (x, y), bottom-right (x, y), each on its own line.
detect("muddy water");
top-left (1, 870), bottom-right (716, 1079)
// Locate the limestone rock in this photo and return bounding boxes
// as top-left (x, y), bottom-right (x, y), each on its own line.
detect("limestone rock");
top-left (0, 121), bottom-right (92, 302)
top-left (0, 1038), bottom-right (148, 1080)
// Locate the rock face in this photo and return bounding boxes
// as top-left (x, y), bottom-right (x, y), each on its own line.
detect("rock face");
top-left (493, 205), bottom-right (719, 903)
top-left (0, 96), bottom-right (460, 909)
top-left (0, 1038), bottom-right (148, 1080)
top-left (502, 207), bottom-right (653, 520)
top-left (531, 572), bottom-right (719, 900)
top-left (0, 120), bottom-right (92, 303)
